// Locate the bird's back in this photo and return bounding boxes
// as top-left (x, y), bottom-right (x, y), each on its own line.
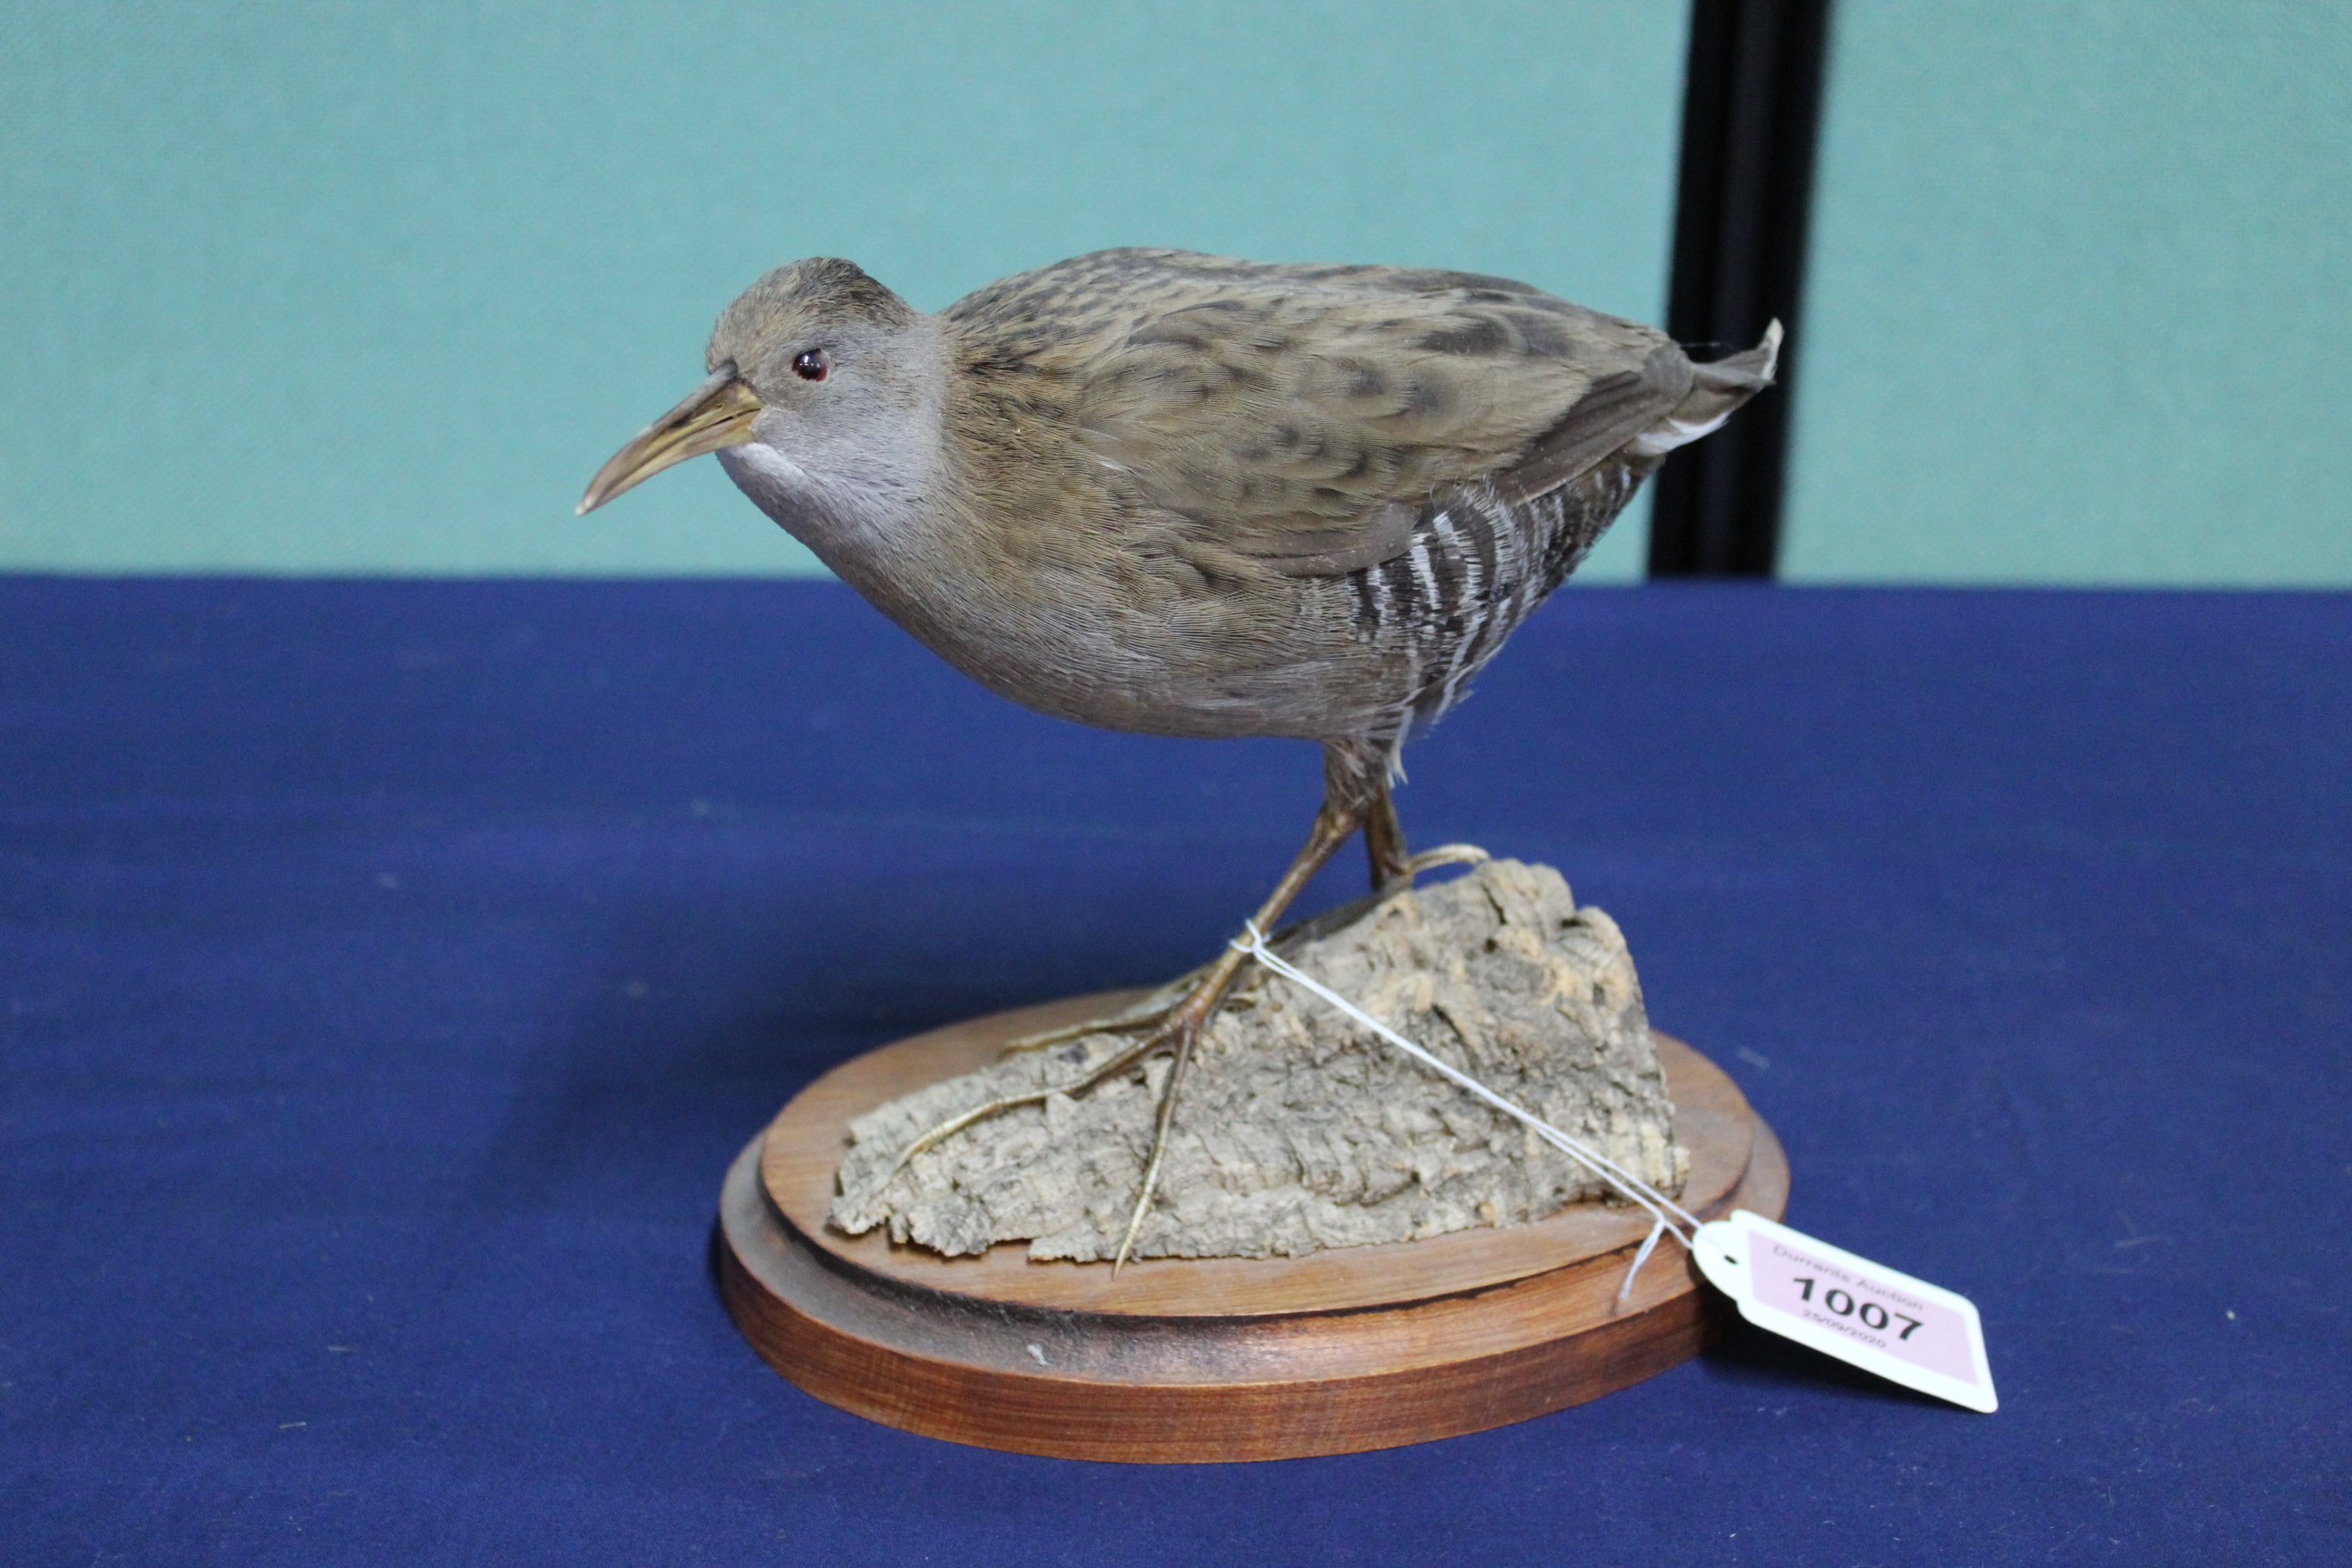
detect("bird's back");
top-left (945, 250), bottom-right (1680, 551)
top-left (916, 250), bottom-right (1770, 745)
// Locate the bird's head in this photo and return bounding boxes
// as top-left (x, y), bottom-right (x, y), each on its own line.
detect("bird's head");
top-left (578, 259), bottom-right (941, 534)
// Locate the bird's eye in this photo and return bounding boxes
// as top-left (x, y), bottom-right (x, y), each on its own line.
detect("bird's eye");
top-left (792, 349), bottom-right (829, 382)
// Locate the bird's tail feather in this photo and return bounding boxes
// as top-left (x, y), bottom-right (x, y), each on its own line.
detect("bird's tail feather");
top-left (1693, 318), bottom-right (1781, 391)
top-left (1627, 321), bottom-right (1782, 457)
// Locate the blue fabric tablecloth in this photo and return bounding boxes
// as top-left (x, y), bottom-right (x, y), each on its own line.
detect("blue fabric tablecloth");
top-left (3, 578), bottom-right (2345, 1563)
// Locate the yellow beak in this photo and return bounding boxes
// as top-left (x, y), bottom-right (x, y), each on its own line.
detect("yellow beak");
top-left (577, 368), bottom-right (766, 514)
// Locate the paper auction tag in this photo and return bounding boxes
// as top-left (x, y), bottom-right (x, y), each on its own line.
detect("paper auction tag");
top-left (1690, 1210), bottom-right (1997, 1413)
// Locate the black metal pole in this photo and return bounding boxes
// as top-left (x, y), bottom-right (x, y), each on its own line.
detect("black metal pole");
top-left (1649, 0), bottom-right (1831, 579)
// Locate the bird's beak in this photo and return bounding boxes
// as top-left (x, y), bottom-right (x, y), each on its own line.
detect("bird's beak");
top-left (577, 367), bottom-right (766, 514)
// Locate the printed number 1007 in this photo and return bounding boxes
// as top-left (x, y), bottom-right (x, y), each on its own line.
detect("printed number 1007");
top-left (1793, 1276), bottom-right (1924, 1340)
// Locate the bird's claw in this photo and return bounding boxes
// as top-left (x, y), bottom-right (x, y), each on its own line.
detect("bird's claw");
top-left (992, 971), bottom-right (1203, 1059)
top-left (890, 993), bottom-right (1211, 1274)
top-left (890, 1011), bottom-right (1185, 1178)
top-left (1404, 842), bottom-right (1490, 877)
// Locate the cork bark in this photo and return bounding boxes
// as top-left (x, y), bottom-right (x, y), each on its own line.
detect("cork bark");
top-left (832, 858), bottom-right (1688, 1262)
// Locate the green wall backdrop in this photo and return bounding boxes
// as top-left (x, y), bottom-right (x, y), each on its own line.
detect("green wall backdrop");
top-left (1782, 2), bottom-right (2352, 584)
top-left (0, 1), bottom-right (1686, 582)
top-left (10, 3), bottom-right (2348, 586)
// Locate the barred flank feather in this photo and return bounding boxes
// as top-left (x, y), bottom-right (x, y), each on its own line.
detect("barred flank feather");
top-left (1341, 459), bottom-right (1642, 734)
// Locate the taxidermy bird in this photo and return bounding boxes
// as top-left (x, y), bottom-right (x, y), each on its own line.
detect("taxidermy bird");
top-left (581, 248), bottom-right (1778, 1268)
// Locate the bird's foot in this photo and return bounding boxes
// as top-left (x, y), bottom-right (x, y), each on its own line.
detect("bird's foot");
top-left (891, 982), bottom-right (1220, 1272)
top-left (1403, 842), bottom-right (1490, 877)
top-left (992, 971), bottom-right (1203, 1059)
top-left (993, 841), bottom-right (1489, 1060)
top-left (892, 839), bottom-right (1491, 1273)
top-left (1104, 998), bottom-right (1214, 1271)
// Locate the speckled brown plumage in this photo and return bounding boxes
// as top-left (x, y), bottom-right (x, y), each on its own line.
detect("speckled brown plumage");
top-left (583, 247), bottom-right (1777, 1269)
top-left (678, 250), bottom-right (1774, 755)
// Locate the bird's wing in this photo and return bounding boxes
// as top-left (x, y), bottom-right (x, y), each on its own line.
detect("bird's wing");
top-left (948, 250), bottom-right (1693, 578)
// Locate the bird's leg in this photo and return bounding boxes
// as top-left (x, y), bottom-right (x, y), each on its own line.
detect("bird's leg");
top-left (1364, 779), bottom-right (1413, 895)
top-left (890, 742), bottom-right (1382, 1271)
top-left (1103, 769), bottom-right (1373, 1269)
top-left (1001, 780), bottom-right (1399, 1061)
top-left (1364, 773), bottom-right (1493, 891)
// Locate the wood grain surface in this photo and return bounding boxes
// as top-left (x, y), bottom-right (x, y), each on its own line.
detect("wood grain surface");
top-left (719, 992), bottom-right (1788, 1463)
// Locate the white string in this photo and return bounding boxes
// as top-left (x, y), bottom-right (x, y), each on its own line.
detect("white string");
top-left (1618, 1218), bottom-right (1670, 1306)
top-left (1231, 921), bottom-right (1702, 1298)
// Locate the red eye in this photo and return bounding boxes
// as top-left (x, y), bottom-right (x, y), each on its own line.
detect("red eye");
top-left (792, 349), bottom-right (829, 382)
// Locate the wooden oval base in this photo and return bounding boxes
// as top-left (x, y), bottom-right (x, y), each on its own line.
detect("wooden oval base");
top-left (718, 991), bottom-right (1788, 1464)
